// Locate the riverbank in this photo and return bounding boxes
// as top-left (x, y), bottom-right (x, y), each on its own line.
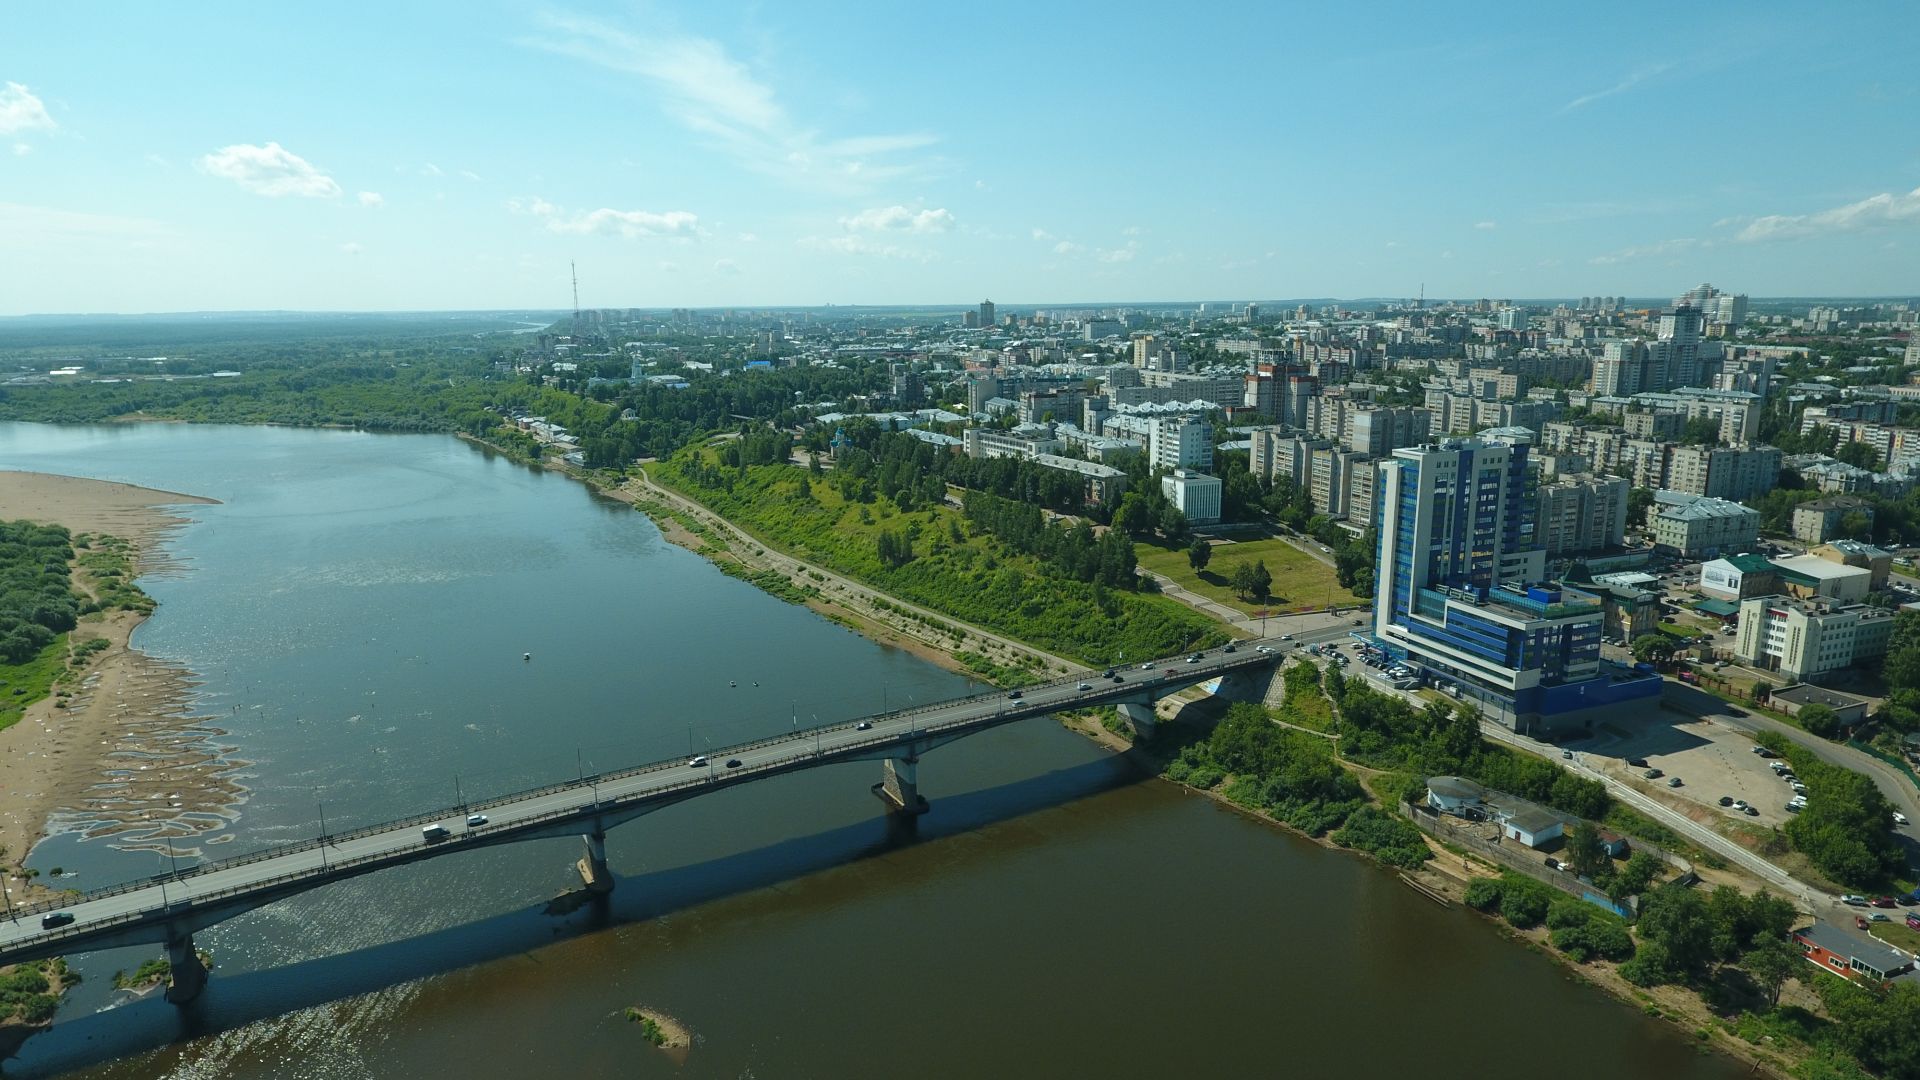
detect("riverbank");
top-left (506, 446), bottom-right (1807, 1079)
top-left (0, 471), bottom-right (229, 901)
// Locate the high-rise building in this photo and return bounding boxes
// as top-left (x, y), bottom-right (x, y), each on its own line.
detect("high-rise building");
top-left (1372, 438), bottom-right (1659, 732)
top-left (1149, 417), bottom-right (1213, 472)
top-left (1653, 305), bottom-right (1704, 388)
top-left (979, 299), bottom-right (996, 328)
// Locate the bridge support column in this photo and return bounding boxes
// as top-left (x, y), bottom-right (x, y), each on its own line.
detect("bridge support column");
top-left (1118, 700), bottom-right (1158, 740)
top-left (164, 932), bottom-right (207, 1005)
top-left (871, 755), bottom-right (929, 817)
top-left (576, 828), bottom-right (614, 894)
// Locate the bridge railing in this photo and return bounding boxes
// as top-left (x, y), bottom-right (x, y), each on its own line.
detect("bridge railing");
top-left (8, 653), bottom-right (1267, 924)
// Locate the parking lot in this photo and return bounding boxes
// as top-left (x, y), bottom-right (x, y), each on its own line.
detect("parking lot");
top-left (1575, 709), bottom-right (1800, 829)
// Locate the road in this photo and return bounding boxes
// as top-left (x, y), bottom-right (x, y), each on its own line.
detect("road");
top-left (0, 647), bottom-right (1273, 965)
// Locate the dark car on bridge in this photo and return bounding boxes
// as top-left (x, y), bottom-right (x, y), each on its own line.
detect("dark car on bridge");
top-left (41, 912), bottom-right (74, 930)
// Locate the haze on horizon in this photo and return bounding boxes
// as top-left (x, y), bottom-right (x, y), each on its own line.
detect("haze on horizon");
top-left (2, 0), bottom-right (1917, 316)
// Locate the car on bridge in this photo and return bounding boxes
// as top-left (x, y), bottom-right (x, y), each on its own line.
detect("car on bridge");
top-left (40, 912), bottom-right (73, 930)
top-left (689, 755), bottom-right (709, 767)
top-left (1077, 682), bottom-right (1092, 690)
top-left (725, 758), bottom-right (742, 769)
top-left (856, 720), bottom-right (872, 731)
top-left (466, 813), bottom-right (488, 827)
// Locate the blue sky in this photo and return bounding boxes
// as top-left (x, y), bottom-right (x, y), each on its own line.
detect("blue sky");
top-left (2, 1), bottom-right (1917, 314)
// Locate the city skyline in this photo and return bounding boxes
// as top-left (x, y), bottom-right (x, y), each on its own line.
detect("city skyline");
top-left (3, 1), bottom-right (1918, 314)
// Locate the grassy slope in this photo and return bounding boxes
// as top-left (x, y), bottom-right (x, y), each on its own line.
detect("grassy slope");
top-left (651, 453), bottom-right (1225, 666)
top-left (1137, 536), bottom-right (1366, 615)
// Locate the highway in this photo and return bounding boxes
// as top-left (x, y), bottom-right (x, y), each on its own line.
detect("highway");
top-left (0, 646), bottom-right (1276, 967)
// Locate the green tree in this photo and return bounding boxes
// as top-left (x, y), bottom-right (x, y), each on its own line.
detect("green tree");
top-left (1565, 820), bottom-right (1610, 880)
top-left (1610, 850), bottom-right (1663, 902)
top-left (1635, 884), bottom-right (1716, 982)
top-left (1680, 416), bottom-right (1721, 445)
top-left (1797, 703), bottom-right (1842, 740)
top-left (1632, 634), bottom-right (1675, 664)
top-left (1627, 487), bottom-right (1656, 528)
top-left (1743, 934), bottom-right (1799, 1010)
top-left (1835, 441), bottom-right (1883, 471)
top-left (1249, 560), bottom-right (1273, 603)
top-left (1187, 536), bottom-right (1212, 572)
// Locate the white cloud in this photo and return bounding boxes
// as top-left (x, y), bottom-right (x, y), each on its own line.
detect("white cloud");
top-left (736, 232), bottom-right (759, 242)
top-left (1097, 241), bottom-right (1139, 264)
top-left (974, 179), bottom-right (989, 191)
top-left (11, 142), bottom-right (28, 156)
top-left (357, 191), bottom-right (385, 208)
top-left (1561, 62), bottom-right (1673, 112)
top-left (1052, 240), bottom-right (1081, 255)
top-left (527, 14), bottom-right (936, 194)
top-left (459, 169), bottom-right (482, 182)
top-left (199, 142), bottom-right (342, 198)
top-left (1031, 228), bottom-right (1055, 242)
top-left (552, 208), bottom-right (699, 238)
top-left (714, 258), bottom-right (739, 275)
top-left (0, 82), bottom-right (55, 137)
top-left (339, 242), bottom-right (362, 255)
top-left (1588, 237), bottom-right (1701, 265)
top-left (1736, 186), bottom-right (1920, 242)
top-left (1121, 225), bottom-right (1143, 236)
top-left (839, 205), bottom-right (953, 233)
top-left (508, 195), bottom-right (699, 239)
top-left (421, 162), bottom-right (443, 177)
top-left (1473, 220), bottom-right (1498, 230)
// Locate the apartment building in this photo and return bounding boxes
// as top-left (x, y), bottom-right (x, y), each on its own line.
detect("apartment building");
top-left (1734, 596), bottom-right (1894, 683)
top-left (1533, 474), bottom-right (1630, 555)
top-left (1651, 492), bottom-right (1761, 558)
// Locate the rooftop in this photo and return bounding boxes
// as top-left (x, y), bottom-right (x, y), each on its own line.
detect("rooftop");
top-left (1656, 494), bottom-right (1758, 522)
top-left (1769, 684), bottom-right (1871, 710)
top-left (1772, 554), bottom-right (1873, 582)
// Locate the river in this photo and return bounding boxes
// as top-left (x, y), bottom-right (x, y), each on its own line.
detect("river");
top-left (0, 422), bottom-right (1745, 1078)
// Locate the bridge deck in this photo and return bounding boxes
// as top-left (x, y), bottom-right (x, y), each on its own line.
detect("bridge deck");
top-left (0, 648), bottom-right (1276, 965)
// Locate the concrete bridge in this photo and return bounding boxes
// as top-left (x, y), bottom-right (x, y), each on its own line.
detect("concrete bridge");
top-left (0, 646), bottom-right (1275, 1003)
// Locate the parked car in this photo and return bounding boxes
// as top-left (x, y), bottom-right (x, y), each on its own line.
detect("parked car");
top-left (1627, 757), bottom-right (1649, 768)
top-left (1873, 896), bottom-right (1899, 909)
top-left (1872, 912), bottom-right (1891, 922)
top-left (1858, 915), bottom-right (1872, 930)
top-left (1667, 777), bottom-right (1683, 788)
top-left (1643, 768), bottom-right (1664, 779)
top-left (1842, 894), bottom-right (1870, 907)
top-left (1718, 796), bottom-right (1734, 807)
top-left (1896, 812), bottom-right (1910, 826)
top-left (1743, 805), bottom-right (1759, 816)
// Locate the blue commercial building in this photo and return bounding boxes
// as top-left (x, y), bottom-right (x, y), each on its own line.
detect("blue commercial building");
top-left (1372, 438), bottom-right (1661, 734)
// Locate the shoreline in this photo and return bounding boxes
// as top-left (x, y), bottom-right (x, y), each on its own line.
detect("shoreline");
top-left (0, 470), bottom-right (233, 903)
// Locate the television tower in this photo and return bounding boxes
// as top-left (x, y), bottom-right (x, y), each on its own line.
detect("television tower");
top-left (570, 260), bottom-right (581, 325)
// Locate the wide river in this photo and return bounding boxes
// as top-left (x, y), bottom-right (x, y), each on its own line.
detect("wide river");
top-left (0, 422), bottom-right (1744, 1079)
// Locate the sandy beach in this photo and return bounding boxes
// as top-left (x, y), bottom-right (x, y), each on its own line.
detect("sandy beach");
top-left (0, 471), bottom-right (233, 904)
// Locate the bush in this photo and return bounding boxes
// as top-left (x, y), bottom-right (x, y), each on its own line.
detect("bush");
top-left (1331, 806), bottom-right (1431, 868)
top-left (1500, 884), bottom-right (1551, 929)
top-left (1464, 878), bottom-right (1504, 911)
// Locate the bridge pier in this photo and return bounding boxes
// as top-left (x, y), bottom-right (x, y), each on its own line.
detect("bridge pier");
top-left (576, 828), bottom-right (614, 894)
top-left (164, 932), bottom-right (207, 1005)
top-left (1117, 700), bottom-right (1159, 740)
top-left (871, 755), bottom-right (929, 817)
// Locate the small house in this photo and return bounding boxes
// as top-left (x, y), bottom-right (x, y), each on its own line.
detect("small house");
top-left (1794, 921), bottom-right (1916, 986)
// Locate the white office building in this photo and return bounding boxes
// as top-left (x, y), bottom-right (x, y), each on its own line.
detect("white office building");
top-left (1162, 469), bottom-right (1223, 525)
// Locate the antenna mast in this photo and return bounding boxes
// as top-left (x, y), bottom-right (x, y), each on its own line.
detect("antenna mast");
top-left (571, 261), bottom-right (581, 324)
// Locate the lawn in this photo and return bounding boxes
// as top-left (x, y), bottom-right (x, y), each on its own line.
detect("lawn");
top-left (1137, 536), bottom-right (1366, 616)
top-left (1659, 621), bottom-right (1708, 638)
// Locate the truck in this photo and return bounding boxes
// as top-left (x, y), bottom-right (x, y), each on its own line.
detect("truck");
top-left (422, 823), bottom-right (451, 843)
